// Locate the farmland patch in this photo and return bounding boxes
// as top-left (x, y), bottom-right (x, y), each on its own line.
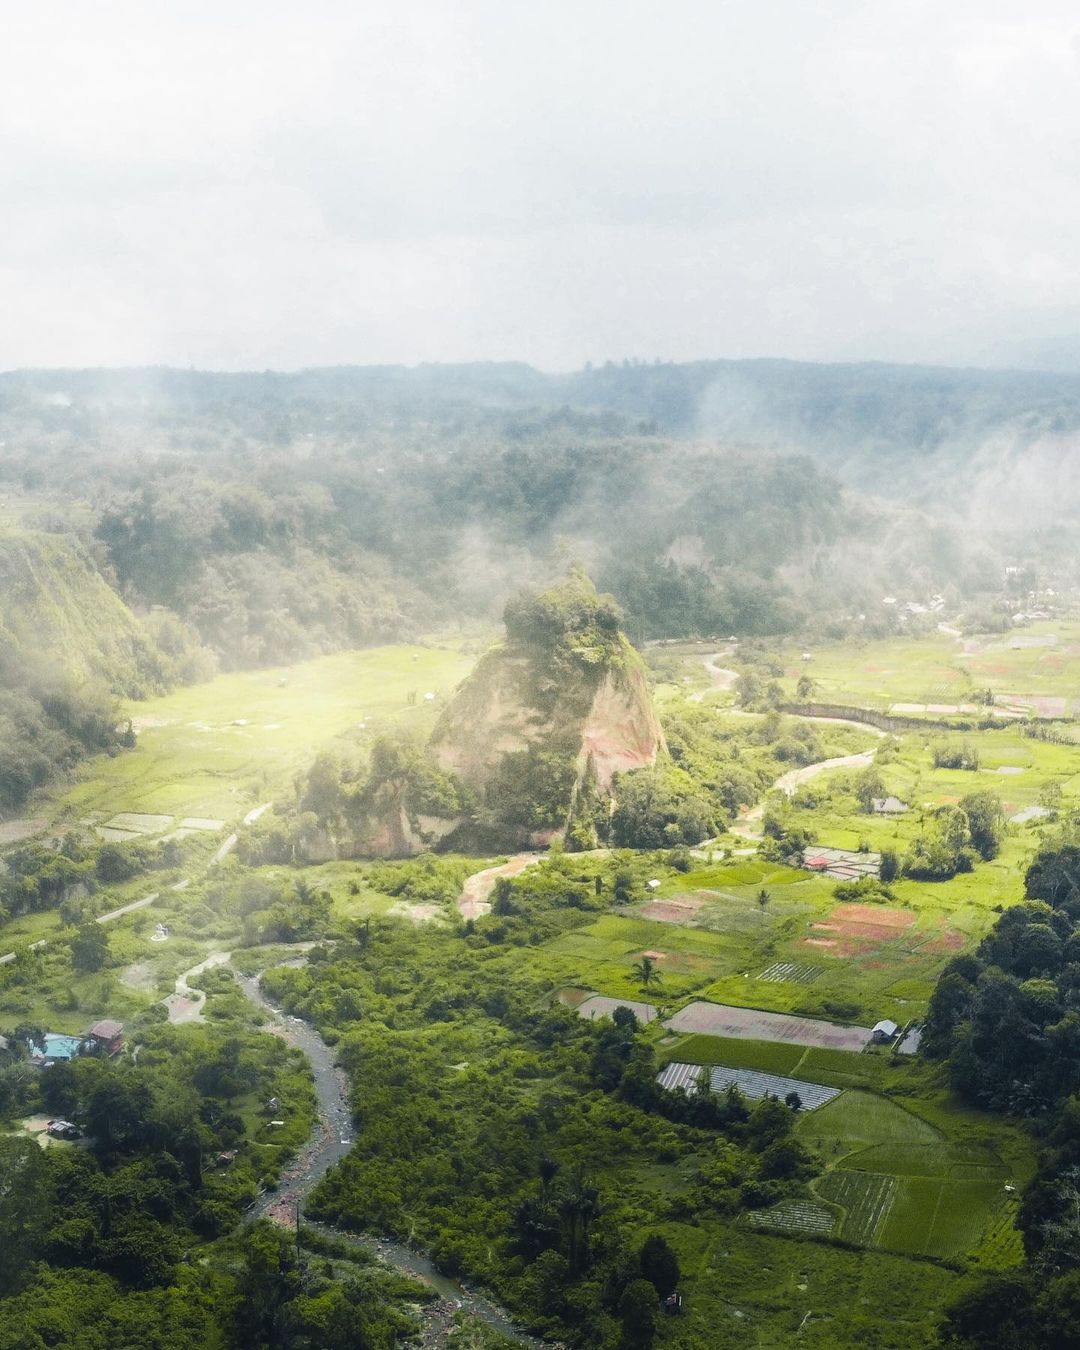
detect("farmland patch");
top-left (666, 1000), bottom-right (873, 1051)
top-left (758, 960), bottom-right (821, 984)
top-left (747, 1199), bottom-right (835, 1237)
top-left (816, 1171), bottom-right (896, 1245)
top-left (657, 1060), bottom-right (840, 1110)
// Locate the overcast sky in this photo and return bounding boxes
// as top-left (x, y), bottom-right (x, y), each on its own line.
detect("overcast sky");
top-left (3, 0), bottom-right (1080, 372)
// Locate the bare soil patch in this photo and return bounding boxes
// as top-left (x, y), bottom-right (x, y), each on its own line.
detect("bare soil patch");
top-left (638, 899), bottom-right (705, 925)
top-left (922, 930), bottom-right (965, 953)
top-left (388, 901), bottom-right (442, 925)
top-left (0, 818), bottom-right (45, 844)
top-left (558, 987), bottom-right (592, 1009)
top-left (832, 904), bottom-right (915, 929)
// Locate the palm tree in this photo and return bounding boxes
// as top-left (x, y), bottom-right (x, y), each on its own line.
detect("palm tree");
top-left (631, 954), bottom-right (663, 990)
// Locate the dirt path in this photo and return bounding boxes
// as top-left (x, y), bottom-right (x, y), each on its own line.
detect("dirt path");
top-left (730, 748), bottom-right (878, 841)
top-left (164, 950), bottom-right (231, 1024)
top-left (773, 749), bottom-right (876, 796)
top-left (459, 853), bottom-right (541, 920)
top-left (211, 832), bottom-right (239, 865)
top-left (96, 892), bottom-right (160, 925)
top-left (689, 649), bottom-right (738, 702)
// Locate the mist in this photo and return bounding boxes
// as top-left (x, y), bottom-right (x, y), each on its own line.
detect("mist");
top-left (5, 1), bottom-right (1080, 371)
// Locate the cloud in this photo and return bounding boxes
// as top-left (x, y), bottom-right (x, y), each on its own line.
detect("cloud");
top-left (2, 1), bottom-right (1080, 369)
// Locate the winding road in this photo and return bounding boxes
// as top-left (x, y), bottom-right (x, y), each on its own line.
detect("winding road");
top-left (730, 740), bottom-right (881, 842)
top-left (688, 648), bottom-right (739, 701)
top-left (458, 853), bottom-right (541, 920)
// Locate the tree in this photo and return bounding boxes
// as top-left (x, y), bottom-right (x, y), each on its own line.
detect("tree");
top-left (756, 887), bottom-right (771, 910)
top-left (631, 955), bottom-right (662, 991)
top-left (71, 921), bottom-right (109, 973)
top-left (0, 1138), bottom-right (49, 1294)
top-left (940, 1271), bottom-right (1035, 1348)
top-left (855, 768), bottom-right (886, 813)
top-left (960, 791), bottom-right (1006, 861)
top-left (95, 844), bottom-right (139, 884)
top-left (619, 1277), bottom-right (659, 1349)
top-left (639, 1233), bottom-right (680, 1298)
top-left (796, 672), bottom-right (815, 701)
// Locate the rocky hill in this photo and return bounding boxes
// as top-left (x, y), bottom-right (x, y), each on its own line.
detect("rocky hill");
top-left (428, 570), bottom-right (664, 848)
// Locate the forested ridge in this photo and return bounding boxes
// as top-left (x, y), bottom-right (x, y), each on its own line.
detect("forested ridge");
top-left (924, 830), bottom-right (1080, 1347)
top-left (1, 358), bottom-right (1029, 814)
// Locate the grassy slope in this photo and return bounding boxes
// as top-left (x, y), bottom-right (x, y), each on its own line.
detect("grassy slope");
top-left (50, 641), bottom-right (476, 826)
top-left (0, 529), bottom-right (161, 693)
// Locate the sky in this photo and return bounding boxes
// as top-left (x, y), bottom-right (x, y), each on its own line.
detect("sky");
top-left (3, 0), bottom-right (1080, 372)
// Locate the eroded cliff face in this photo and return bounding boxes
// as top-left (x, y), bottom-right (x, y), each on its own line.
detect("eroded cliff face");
top-left (430, 630), bottom-right (664, 813)
top-left (578, 662), bottom-right (665, 790)
top-left (431, 645), bottom-right (663, 792)
top-left (352, 572), bottom-right (666, 856)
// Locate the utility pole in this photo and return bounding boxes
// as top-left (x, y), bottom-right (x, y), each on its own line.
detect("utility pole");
top-left (295, 1196), bottom-right (302, 1271)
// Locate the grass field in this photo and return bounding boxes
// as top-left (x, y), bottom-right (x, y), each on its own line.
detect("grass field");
top-left (772, 620), bottom-right (1080, 714)
top-left (49, 642), bottom-right (476, 827)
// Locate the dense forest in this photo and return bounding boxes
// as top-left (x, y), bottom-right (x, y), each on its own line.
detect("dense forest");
top-left (3, 357), bottom-right (1046, 814)
top-left (923, 829), bottom-right (1080, 1347)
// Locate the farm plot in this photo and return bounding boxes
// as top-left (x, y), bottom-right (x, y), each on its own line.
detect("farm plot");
top-left (666, 1000), bottom-right (873, 1051)
top-left (576, 994), bottom-right (657, 1023)
top-left (102, 812), bottom-right (174, 835)
top-left (879, 1178), bottom-right (1006, 1258)
top-left (803, 847), bottom-right (881, 881)
top-left (747, 1199), bottom-right (835, 1237)
top-left (758, 961), bottom-right (821, 984)
top-left (657, 1060), bottom-right (840, 1109)
top-left (666, 1034), bottom-right (805, 1074)
top-left (797, 1047), bottom-right (886, 1091)
top-left (816, 1171), bottom-right (896, 1245)
top-left (798, 1091), bottom-right (942, 1155)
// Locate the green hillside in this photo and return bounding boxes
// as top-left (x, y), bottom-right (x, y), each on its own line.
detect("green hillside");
top-left (0, 530), bottom-right (206, 815)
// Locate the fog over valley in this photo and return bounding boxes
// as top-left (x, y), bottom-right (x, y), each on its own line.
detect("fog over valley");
top-left (3, 5), bottom-right (1080, 1350)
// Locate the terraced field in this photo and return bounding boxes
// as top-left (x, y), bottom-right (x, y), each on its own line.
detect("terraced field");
top-left (817, 1171), bottom-right (896, 1245)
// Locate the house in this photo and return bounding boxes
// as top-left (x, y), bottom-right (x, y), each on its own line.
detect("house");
top-left (872, 1019), bottom-right (899, 1043)
top-left (871, 796), bottom-right (909, 815)
top-left (86, 1020), bottom-right (124, 1056)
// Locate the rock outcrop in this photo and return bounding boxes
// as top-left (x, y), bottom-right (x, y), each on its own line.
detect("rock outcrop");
top-left (428, 570), bottom-right (664, 846)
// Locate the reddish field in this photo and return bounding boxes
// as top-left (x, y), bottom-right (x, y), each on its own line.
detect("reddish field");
top-left (833, 905), bottom-right (915, 929)
top-left (922, 930), bottom-right (965, 953)
top-left (801, 904), bottom-right (921, 959)
top-left (800, 937), bottom-right (864, 957)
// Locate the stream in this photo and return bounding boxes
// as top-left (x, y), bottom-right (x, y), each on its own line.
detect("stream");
top-left (233, 964), bottom-right (547, 1348)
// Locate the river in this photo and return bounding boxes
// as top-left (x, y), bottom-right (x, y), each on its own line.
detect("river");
top-left (233, 963), bottom-right (548, 1348)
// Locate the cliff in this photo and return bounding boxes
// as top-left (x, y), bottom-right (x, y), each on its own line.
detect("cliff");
top-left (428, 570), bottom-right (664, 847)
